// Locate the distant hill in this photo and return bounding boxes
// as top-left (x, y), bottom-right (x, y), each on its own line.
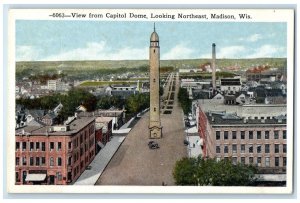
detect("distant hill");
top-left (16, 58), bottom-right (287, 79)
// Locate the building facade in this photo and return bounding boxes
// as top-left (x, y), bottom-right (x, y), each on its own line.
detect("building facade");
top-left (197, 100), bottom-right (287, 173)
top-left (15, 117), bottom-right (96, 185)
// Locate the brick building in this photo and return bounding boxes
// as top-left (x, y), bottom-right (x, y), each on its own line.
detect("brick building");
top-left (197, 100), bottom-right (287, 172)
top-left (15, 116), bottom-right (95, 185)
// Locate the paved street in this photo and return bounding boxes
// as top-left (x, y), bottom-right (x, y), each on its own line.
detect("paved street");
top-left (96, 72), bottom-right (187, 186)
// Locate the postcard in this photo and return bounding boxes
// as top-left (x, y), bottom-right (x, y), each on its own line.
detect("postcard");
top-left (7, 8), bottom-right (294, 194)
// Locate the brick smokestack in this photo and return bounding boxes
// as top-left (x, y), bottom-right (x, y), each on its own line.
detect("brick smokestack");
top-left (212, 43), bottom-right (216, 90)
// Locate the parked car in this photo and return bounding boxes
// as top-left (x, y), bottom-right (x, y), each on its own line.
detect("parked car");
top-left (183, 139), bottom-right (189, 146)
top-left (148, 141), bottom-right (159, 149)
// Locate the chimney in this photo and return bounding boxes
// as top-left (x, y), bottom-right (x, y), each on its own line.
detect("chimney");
top-left (212, 43), bottom-right (216, 91)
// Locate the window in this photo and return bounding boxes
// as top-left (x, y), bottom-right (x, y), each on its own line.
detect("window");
top-left (257, 131), bottom-right (261, 139)
top-left (57, 172), bottom-right (62, 181)
top-left (275, 157), bottom-right (280, 167)
top-left (257, 145), bottom-right (261, 153)
top-left (57, 142), bottom-right (62, 151)
top-left (249, 144), bottom-right (253, 153)
top-left (80, 147), bottom-right (83, 156)
top-left (283, 157), bottom-right (287, 166)
top-left (232, 131), bottom-right (236, 139)
top-left (224, 131), bottom-right (228, 140)
top-left (80, 134), bottom-right (83, 143)
top-left (42, 142), bottom-right (45, 151)
top-left (241, 157), bottom-right (245, 165)
top-left (16, 142), bottom-right (20, 150)
top-left (16, 172), bottom-right (19, 182)
top-left (283, 130), bottom-right (286, 139)
top-left (30, 142), bottom-right (34, 151)
top-left (241, 131), bottom-right (245, 139)
top-left (232, 144), bottom-right (237, 153)
top-left (41, 157), bottom-right (46, 165)
top-left (154, 107), bottom-right (156, 112)
top-left (224, 145), bottom-right (228, 153)
top-left (265, 131), bottom-right (269, 139)
top-left (57, 157), bottom-right (62, 166)
top-left (68, 156), bottom-right (72, 166)
top-left (283, 144), bottom-right (287, 153)
top-left (50, 142), bottom-right (54, 150)
top-left (274, 131), bottom-right (279, 139)
top-left (265, 157), bottom-right (270, 167)
top-left (68, 172), bottom-right (72, 181)
top-left (249, 131), bottom-right (253, 139)
top-left (16, 157), bottom-right (20, 166)
top-left (30, 157), bottom-right (34, 166)
top-left (275, 144), bottom-right (280, 153)
top-left (232, 157), bottom-right (237, 165)
top-left (265, 144), bottom-right (270, 153)
top-left (241, 144), bottom-right (245, 153)
top-left (249, 157), bottom-right (254, 165)
top-left (153, 78), bottom-right (156, 83)
top-left (216, 146), bottom-right (221, 153)
top-left (216, 131), bottom-right (220, 140)
top-left (36, 157), bottom-right (40, 166)
top-left (36, 142), bottom-right (40, 150)
top-left (257, 157), bottom-right (262, 166)
top-left (50, 157), bottom-right (54, 166)
top-left (22, 142), bottom-right (26, 151)
top-left (68, 141), bottom-right (72, 149)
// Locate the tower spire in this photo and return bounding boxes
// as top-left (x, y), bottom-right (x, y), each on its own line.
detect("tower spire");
top-left (154, 22), bottom-right (156, 32)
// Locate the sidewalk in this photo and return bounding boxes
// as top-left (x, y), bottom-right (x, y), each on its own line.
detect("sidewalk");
top-left (74, 136), bottom-right (126, 185)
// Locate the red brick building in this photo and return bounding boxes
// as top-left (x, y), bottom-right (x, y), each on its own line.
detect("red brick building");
top-left (15, 117), bottom-right (95, 185)
top-left (197, 101), bottom-right (287, 172)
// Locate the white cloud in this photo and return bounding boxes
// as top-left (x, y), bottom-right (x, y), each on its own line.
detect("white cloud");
top-left (200, 45), bottom-right (246, 59)
top-left (16, 45), bottom-right (40, 61)
top-left (239, 33), bottom-right (263, 42)
top-left (246, 44), bottom-right (286, 58)
top-left (43, 41), bottom-right (148, 61)
top-left (162, 43), bottom-right (194, 60)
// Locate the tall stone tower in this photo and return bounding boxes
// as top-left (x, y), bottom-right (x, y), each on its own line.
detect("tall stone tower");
top-left (149, 25), bottom-right (162, 139)
top-left (212, 43), bottom-right (217, 91)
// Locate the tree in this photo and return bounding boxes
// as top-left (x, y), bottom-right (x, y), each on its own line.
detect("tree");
top-left (178, 87), bottom-right (192, 115)
top-left (97, 95), bottom-right (124, 109)
top-left (173, 156), bottom-right (257, 186)
top-left (125, 93), bottom-right (150, 116)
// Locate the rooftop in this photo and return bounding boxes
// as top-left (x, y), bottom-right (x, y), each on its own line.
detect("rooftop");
top-left (196, 99), bottom-right (286, 119)
top-left (15, 117), bottom-right (95, 136)
top-left (206, 112), bottom-right (286, 126)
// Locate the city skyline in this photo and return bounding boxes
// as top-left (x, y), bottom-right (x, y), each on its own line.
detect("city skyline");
top-left (16, 21), bottom-right (287, 61)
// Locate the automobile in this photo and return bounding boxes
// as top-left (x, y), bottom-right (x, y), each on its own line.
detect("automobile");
top-left (148, 141), bottom-right (155, 146)
top-left (86, 165), bottom-right (92, 170)
top-left (183, 139), bottom-right (189, 146)
top-left (149, 143), bottom-right (159, 149)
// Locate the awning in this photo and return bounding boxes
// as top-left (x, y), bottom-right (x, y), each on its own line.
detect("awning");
top-left (25, 174), bottom-right (46, 181)
top-left (97, 141), bottom-right (105, 148)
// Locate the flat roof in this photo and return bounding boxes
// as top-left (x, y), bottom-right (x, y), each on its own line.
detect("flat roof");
top-left (95, 117), bottom-right (113, 123)
top-left (196, 99), bottom-right (286, 119)
top-left (16, 117), bottom-right (95, 136)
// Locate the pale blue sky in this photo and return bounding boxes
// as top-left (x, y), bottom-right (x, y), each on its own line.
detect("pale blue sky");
top-left (16, 20), bottom-right (287, 61)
